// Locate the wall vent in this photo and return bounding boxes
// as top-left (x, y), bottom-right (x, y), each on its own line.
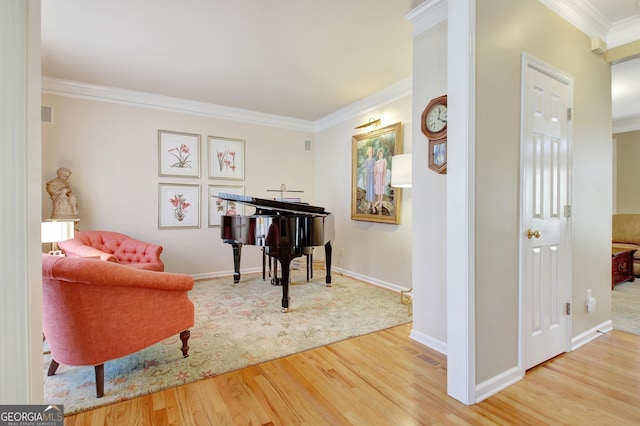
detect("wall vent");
top-left (41, 106), bottom-right (52, 123)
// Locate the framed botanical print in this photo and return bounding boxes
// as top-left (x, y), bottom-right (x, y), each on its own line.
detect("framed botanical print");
top-left (351, 122), bottom-right (402, 224)
top-left (158, 130), bottom-right (201, 178)
top-left (208, 185), bottom-right (245, 227)
top-left (158, 183), bottom-right (201, 229)
top-left (208, 136), bottom-right (245, 180)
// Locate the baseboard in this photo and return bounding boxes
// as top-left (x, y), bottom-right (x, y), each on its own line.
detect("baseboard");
top-left (475, 366), bottom-right (523, 403)
top-left (409, 328), bottom-right (447, 355)
top-left (571, 319), bottom-right (612, 351)
top-left (192, 265), bottom-right (409, 293)
top-left (192, 267), bottom-right (261, 281)
top-left (462, 319), bottom-right (614, 404)
top-left (332, 267), bottom-right (409, 292)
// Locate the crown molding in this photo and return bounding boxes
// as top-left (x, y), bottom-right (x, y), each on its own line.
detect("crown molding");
top-left (404, 0), bottom-right (447, 37)
top-left (41, 77), bottom-right (316, 132)
top-left (314, 77), bottom-right (412, 132)
top-left (539, 0), bottom-right (640, 48)
top-left (608, 15), bottom-right (640, 48)
top-left (42, 76), bottom-right (413, 134)
top-left (613, 115), bottom-right (640, 134)
top-left (538, 0), bottom-right (610, 41)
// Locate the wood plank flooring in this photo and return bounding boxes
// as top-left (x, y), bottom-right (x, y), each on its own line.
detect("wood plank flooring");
top-left (65, 324), bottom-right (640, 425)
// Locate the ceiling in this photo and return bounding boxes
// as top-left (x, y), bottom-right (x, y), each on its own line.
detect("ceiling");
top-left (41, 0), bottom-right (640, 124)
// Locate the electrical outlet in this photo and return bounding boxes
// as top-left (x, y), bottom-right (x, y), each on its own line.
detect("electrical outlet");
top-left (586, 289), bottom-right (596, 313)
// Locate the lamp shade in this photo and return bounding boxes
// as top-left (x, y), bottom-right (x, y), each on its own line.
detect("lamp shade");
top-left (41, 221), bottom-right (75, 243)
top-left (391, 154), bottom-right (412, 188)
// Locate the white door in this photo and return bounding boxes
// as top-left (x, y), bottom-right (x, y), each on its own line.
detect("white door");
top-left (521, 55), bottom-right (573, 370)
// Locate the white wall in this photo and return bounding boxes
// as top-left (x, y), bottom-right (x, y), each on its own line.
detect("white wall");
top-left (41, 94), bottom-right (315, 276)
top-left (474, 0), bottom-right (612, 383)
top-left (410, 20), bottom-right (448, 351)
top-left (315, 96), bottom-right (413, 291)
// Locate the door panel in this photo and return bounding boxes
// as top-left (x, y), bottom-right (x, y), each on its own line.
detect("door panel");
top-left (522, 56), bottom-right (572, 370)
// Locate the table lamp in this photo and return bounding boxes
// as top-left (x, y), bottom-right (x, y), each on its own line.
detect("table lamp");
top-left (41, 221), bottom-right (75, 256)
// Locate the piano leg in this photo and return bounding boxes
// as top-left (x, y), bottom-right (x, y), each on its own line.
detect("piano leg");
top-left (310, 251), bottom-right (314, 279)
top-left (303, 247), bottom-right (314, 282)
top-left (262, 247), bottom-right (275, 281)
top-left (271, 258), bottom-right (280, 286)
top-left (231, 243), bottom-right (243, 283)
top-left (280, 258), bottom-right (291, 312)
top-left (268, 247), bottom-right (297, 312)
top-left (324, 241), bottom-right (332, 286)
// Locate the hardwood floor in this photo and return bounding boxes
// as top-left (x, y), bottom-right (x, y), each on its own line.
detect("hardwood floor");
top-left (65, 324), bottom-right (640, 425)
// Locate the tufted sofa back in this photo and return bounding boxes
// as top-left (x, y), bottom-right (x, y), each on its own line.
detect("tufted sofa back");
top-left (59, 230), bottom-right (165, 271)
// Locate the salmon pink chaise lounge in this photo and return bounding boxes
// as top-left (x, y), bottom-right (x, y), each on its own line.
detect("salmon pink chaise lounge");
top-left (58, 230), bottom-right (165, 271)
top-left (42, 254), bottom-right (194, 398)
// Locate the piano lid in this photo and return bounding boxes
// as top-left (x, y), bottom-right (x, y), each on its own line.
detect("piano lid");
top-left (216, 192), bottom-right (329, 216)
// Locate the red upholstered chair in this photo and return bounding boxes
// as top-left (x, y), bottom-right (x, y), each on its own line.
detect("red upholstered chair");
top-left (58, 230), bottom-right (165, 271)
top-left (42, 255), bottom-right (194, 398)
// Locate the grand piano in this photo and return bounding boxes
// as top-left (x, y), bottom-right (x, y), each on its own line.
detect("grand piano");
top-left (218, 193), bottom-right (334, 312)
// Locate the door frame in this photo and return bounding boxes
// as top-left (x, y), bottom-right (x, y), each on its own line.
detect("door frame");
top-left (518, 53), bottom-right (574, 373)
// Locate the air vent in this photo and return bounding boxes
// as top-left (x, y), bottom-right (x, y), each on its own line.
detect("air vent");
top-left (41, 106), bottom-right (52, 123)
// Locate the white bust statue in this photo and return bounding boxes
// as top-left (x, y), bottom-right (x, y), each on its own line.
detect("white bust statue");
top-left (46, 167), bottom-right (79, 220)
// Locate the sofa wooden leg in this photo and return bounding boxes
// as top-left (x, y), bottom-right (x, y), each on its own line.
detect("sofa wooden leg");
top-left (95, 364), bottom-right (104, 398)
top-left (180, 330), bottom-right (190, 358)
top-left (47, 359), bottom-right (60, 376)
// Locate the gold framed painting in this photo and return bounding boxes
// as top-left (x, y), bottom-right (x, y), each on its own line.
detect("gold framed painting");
top-left (351, 122), bottom-right (402, 224)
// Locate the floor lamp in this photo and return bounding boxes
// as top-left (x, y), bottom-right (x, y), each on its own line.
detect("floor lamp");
top-left (391, 154), bottom-right (412, 313)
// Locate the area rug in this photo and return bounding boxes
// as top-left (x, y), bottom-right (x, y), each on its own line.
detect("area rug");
top-left (612, 280), bottom-right (640, 335)
top-left (43, 269), bottom-right (411, 414)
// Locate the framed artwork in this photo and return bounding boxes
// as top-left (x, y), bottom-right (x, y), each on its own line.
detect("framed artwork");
top-left (351, 122), bottom-right (403, 224)
top-left (428, 139), bottom-right (447, 174)
top-left (208, 136), bottom-right (245, 180)
top-left (208, 185), bottom-right (245, 227)
top-left (158, 183), bottom-right (200, 229)
top-left (158, 130), bottom-right (201, 178)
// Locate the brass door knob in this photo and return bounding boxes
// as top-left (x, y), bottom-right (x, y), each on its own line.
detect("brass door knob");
top-left (527, 229), bottom-right (541, 239)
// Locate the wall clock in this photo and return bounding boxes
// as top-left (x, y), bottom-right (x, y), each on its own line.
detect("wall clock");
top-left (421, 94), bottom-right (447, 174)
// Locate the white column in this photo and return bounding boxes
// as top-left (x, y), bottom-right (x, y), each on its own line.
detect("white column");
top-left (447, 0), bottom-right (477, 404)
top-left (0, 0), bottom-right (43, 404)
